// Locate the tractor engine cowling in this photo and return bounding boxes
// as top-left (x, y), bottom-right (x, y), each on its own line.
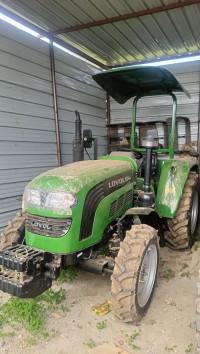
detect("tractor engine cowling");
top-left (23, 159), bottom-right (136, 254)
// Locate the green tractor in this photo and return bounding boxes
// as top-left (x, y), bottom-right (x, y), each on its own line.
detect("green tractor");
top-left (0, 66), bottom-right (199, 324)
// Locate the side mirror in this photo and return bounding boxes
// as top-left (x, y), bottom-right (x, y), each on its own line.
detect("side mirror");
top-left (83, 129), bottom-right (93, 148)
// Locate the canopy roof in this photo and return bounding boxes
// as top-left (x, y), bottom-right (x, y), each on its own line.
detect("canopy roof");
top-left (93, 66), bottom-right (190, 104)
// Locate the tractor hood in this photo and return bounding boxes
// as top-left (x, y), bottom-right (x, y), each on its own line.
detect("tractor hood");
top-left (26, 159), bottom-right (135, 193)
top-left (23, 159), bottom-right (136, 216)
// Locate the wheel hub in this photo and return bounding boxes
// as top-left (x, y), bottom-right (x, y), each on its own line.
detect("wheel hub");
top-left (191, 190), bottom-right (198, 234)
top-left (137, 244), bottom-right (158, 308)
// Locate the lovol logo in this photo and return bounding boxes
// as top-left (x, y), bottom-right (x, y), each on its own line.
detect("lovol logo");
top-left (104, 171), bottom-right (133, 196)
top-left (31, 221), bottom-right (52, 230)
top-left (108, 175), bottom-right (131, 189)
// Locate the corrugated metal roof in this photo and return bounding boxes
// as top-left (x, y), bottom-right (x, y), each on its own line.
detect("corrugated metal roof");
top-left (0, 0), bottom-right (200, 67)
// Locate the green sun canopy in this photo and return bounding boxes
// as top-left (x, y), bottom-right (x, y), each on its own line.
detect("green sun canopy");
top-left (93, 66), bottom-right (190, 104)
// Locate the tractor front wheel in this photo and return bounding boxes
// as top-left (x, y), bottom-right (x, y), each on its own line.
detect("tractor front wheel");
top-left (0, 211), bottom-right (26, 250)
top-left (167, 172), bottom-right (199, 250)
top-left (111, 224), bottom-right (159, 324)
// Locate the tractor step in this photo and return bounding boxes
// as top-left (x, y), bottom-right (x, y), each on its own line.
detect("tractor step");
top-left (0, 245), bottom-right (60, 298)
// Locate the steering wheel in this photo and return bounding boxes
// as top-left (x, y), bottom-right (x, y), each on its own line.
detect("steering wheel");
top-left (117, 147), bottom-right (143, 159)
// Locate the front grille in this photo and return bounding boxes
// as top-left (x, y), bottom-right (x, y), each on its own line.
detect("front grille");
top-left (109, 200), bottom-right (117, 219)
top-left (80, 183), bottom-right (104, 240)
top-left (117, 194), bottom-right (124, 211)
top-left (125, 190), bottom-right (132, 203)
top-left (26, 213), bottom-right (71, 238)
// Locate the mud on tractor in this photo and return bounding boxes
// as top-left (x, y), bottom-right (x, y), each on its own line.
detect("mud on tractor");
top-left (0, 67), bottom-right (199, 324)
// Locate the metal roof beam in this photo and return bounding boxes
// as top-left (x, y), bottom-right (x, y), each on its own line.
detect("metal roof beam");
top-left (51, 0), bottom-right (200, 35)
top-left (0, 6), bottom-right (109, 69)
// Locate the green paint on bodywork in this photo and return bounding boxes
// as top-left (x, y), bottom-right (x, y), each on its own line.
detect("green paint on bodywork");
top-left (25, 158), bottom-right (136, 253)
top-left (155, 159), bottom-right (195, 218)
top-left (26, 182), bottom-right (134, 254)
top-left (99, 155), bottom-right (138, 173)
top-left (130, 92), bottom-right (177, 159)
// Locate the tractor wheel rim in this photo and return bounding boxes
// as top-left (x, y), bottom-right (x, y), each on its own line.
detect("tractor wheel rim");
top-left (191, 190), bottom-right (198, 234)
top-left (137, 244), bottom-right (157, 308)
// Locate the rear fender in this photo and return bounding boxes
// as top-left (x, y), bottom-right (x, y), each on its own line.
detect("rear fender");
top-left (155, 160), bottom-right (195, 218)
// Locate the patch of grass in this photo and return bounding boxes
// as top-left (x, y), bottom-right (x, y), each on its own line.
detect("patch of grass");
top-left (165, 345), bottom-right (177, 352)
top-left (126, 332), bottom-right (140, 350)
top-left (96, 320), bottom-right (107, 330)
top-left (196, 234), bottom-right (200, 242)
top-left (0, 288), bottom-right (66, 344)
top-left (181, 271), bottom-right (191, 279)
top-left (0, 331), bottom-right (15, 338)
top-left (51, 328), bottom-right (56, 338)
top-left (164, 269), bottom-right (175, 280)
top-left (26, 336), bottom-right (37, 346)
top-left (83, 338), bottom-right (95, 348)
top-left (37, 288), bottom-right (66, 310)
top-left (2, 297), bottom-right (46, 333)
top-left (185, 343), bottom-right (193, 352)
top-left (160, 259), bottom-right (166, 267)
top-left (182, 263), bottom-right (189, 270)
top-left (56, 267), bottom-right (77, 284)
top-left (194, 244), bottom-right (199, 252)
top-left (77, 324), bottom-right (83, 329)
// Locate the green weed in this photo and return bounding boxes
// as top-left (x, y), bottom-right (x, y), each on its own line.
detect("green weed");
top-left (37, 288), bottom-right (66, 310)
top-left (77, 324), bottom-right (83, 329)
top-left (0, 331), bottom-right (15, 338)
top-left (56, 267), bottom-right (77, 283)
top-left (26, 336), bottom-right (37, 346)
top-left (181, 271), bottom-right (190, 279)
top-left (126, 332), bottom-right (140, 350)
top-left (164, 269), bottom-right (175, 280)
top-left (185, 343), bottom-right (193, 352)
top-left (0, 288), bottom-right (66, 344)
top-left (194, 244), bottom-right (199, 251)
top-left (196, 234), bottom-right (200, 242)
top-left (182, 263), bottom-right (189, 270)
top-left (96, 320), bottom-right (107, 329)
top-left (83, 338), bottom-right (95, 348)
top-left (160, 259), bottom-right (166, 267)
top-left (99, 245), bottom-right (110, 256)
top-left (165, 345), bottom-right (177, 352)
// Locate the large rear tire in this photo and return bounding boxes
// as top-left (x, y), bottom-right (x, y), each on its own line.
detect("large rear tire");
top-left (0, 211), bottom-right (26, 250)
top-left (111, 224), bottom-right (159, 324)
top-left (166, 172), bottom-right (199, 250)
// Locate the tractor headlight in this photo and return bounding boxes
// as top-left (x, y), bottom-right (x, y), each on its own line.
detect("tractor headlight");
top-left (22, 186), bottom-right (77, 213)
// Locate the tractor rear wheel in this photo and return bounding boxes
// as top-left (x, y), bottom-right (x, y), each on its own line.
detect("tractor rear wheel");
top-left (167, 172), bottom-right (199, 250)
top-left (111, 224), bottom-right (159, 324)
top-left (0, 211), bottom-right (26, 250)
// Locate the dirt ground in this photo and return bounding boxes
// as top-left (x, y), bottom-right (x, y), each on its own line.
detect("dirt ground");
top-left (0, 245), bottom-right (199, 354)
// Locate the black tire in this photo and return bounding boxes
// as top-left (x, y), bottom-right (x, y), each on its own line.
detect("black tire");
top-left (111, 224), bottom-right (159, 324)
top-left (0, 211), bottom-right (26, 250)
top-left (166, 172), bottom-right (199, 250)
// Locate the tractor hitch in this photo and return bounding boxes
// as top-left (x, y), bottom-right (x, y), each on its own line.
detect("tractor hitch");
top-left (0, 245), bottom-right (61, 298)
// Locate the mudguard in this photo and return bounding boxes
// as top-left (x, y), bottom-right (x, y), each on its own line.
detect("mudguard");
top-left (155, 159), bottom-right (197, 218)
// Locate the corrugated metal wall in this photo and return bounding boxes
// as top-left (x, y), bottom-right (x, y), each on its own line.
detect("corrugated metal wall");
top-left (0, 21), bottom-right (106, 233)
top-left (110, 62), bottom-right (200, 148)
top-left (0, 21), bottom-right (57, 234)
top-left (54, 47), bottom-right (107, 164)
